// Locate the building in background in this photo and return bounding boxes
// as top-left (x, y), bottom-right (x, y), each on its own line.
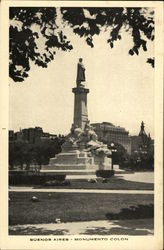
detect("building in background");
top-left (9, 122), bottom-right (153, 157)
top-left (131, 121), bottom-right (154, 155)
top-left (22, 127), bottom-right (43, 143)
top-left (9, 127), bottom-right (58, 144)
top-left (91, 122), bottom-right (131, 154)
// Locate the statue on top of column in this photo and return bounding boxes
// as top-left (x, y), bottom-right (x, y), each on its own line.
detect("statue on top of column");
top-left (76, 58), bottom-right (85, 87)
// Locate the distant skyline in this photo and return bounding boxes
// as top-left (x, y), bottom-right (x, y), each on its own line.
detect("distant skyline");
top-left (9, 121), bottom-right (151, 138)
top-left (9, 9), bottom-right (154, 138)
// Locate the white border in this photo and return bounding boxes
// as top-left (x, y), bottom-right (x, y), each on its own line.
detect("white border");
top-left (0, 1), bottom-right (163, 250)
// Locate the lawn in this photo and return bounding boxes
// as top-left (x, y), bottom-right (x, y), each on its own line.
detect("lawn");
top-left (37, 177), bottom-right (154, 190)
top-left (9, 192), bottom-right (154, 225)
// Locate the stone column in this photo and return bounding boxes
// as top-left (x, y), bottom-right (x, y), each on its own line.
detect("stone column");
top-left (72, 87), bottom-right (89, 130)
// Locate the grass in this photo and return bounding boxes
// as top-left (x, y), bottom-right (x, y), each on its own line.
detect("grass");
top-left (9, 192), bottom-right (154, 225)
top-left (82, 219), bottom-right (153, 236)
top-left (38, 177), bottom-right (154, 190)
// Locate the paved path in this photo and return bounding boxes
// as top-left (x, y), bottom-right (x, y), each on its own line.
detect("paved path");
top-left (9, 219), bottom-right (153, 235)
top-left (10, 187), bottom-right (154, 194)
top-left (117, 172), bottom-right (154, 183)
top-left (42, 171), bottom-right (154, 183)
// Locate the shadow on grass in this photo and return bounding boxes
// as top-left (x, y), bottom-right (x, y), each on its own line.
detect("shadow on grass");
top-left (35, 177), bottom-right (154, 190)
top-left (9, 218), bottom-right (154, 236)
top-left (82, 204), bottom-right (154, 235)
top-left (9, 204), bottom-right (154, 236)
top-left (106, 204), bottom-right (154, 220)
top-left (9, 226), bottom-right (69, 235)
top-left (81, 204), bottom-right (154, 235)
top-left (82, 226), bottom-right (153, 235)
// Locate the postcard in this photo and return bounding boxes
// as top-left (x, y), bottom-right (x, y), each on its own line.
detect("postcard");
top-left (0, 1), bottom-right (163, 250)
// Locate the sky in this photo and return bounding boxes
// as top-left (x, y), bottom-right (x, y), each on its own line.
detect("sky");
top-left (9, 9), bottom-right (154, 137)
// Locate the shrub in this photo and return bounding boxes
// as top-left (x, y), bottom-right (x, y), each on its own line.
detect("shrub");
top-left (102, 178), bottom-right (108, 183)
top-left (9, 174), bottom-right (45, 185)
top-left (9, 172), bottom-right (66, 185)
top-left (96, 170), bottom-right (114, 178)
top-left (106, 204), bottom-right (154, 220)
top-left (51, 175), bottom-right (66, 181)
top-left (44, 179), bottom-right (70, 187)
top-left (61, 180), bottom-right (70, 186)
top-left (44, 180), bottom-right (61, 186)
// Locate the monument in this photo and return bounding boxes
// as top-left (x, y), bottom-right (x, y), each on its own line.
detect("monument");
top-left (42, 59), bottom-right (112, 174)
top-left (73, 58), bottom-right (89, 130)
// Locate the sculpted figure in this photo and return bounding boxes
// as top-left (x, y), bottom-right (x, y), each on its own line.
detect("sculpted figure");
top-left (76, 58), bottom-right (85, 86)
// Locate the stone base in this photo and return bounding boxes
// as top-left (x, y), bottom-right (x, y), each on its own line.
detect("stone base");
top-left (42, 165), bottom-right (98, 171)
top-left (48, 150), bottom-right (93, 169)
top-left (40, 169), bottom-right (98, 175)
top-left (42, 148), bottom-right (112, 172)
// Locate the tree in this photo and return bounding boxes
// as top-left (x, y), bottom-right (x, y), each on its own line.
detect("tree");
top-left (9, 141), bottom-right (32, 169)
top-left (9, 142), bottom-right (16, 169)
top-left (107, 142), bottom-right (128, 165)
top-left (34, 138), bottom-right (62, 169)
top-left (10, 7), bottom-right (154, 82)
top-left (9, 137), bottom-right (64, 170)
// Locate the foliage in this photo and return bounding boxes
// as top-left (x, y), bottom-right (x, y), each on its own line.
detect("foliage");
top-left (96, 170), bottom-right (114, 178)
top-left (123, 136), bottom-right (154, 170)
top-left (10, 7), bottom-right (73, 82)
top-left (9, 173), bottom-right (66, 186)
top-left (9, 137), bottom-right (63, 169)
top-left (9, 141), bottom-right (31, 169)
top-left (9, 173), bottom-right (45, 185)
top-left (44, 179), bottom-right (70, 187)
top-left (9, 142), bottom-right (16, 169)
top-left (106, 204), bottom-right (154, 220)
top-left (107, 141), bottom-right (129, 165)
top-left (9, 7), bottom-right (154, 82)
top-left (61, 7), bottom-right (154, 53)
top-left (147, 57), bottom-right (154, 68)
top-left (120, 152), bottom-right (154, 170)
top-left (34, 138), bottom-right (62, 167)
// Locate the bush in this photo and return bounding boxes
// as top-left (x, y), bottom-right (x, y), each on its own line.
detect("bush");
top-left (52, 174), bottom-right (66, 181)
top-left (62, 180), bottom-right (70, 186)
top-left (44, 179), bottom-right (70, 187)
top-left (106, 204), bottom-right (154, 220)
top-left (102, 178), bottom-right (108, 183)
top-left (9, 172), bottom-right (66, 186)
top-left (120, 159), bottom-right (154, 171)
top-left (96, 170), bottom-right (114, 178)
top-left (9, 174), bottom-right (45, 185)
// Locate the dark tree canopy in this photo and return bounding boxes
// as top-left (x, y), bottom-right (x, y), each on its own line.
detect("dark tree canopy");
top-left (9, 137), bottom-right (64, 169)
top-left (9, 7), bottom-right (154, 82)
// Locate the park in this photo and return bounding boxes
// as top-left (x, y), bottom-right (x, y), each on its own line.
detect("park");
top-left (9, 6), bottom-right (154, 236)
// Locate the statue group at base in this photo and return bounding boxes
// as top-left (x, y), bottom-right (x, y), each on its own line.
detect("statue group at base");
top-left (46, 120), bottom-right (112, 171)
top-left (66, 121), bottom-right (111, 157)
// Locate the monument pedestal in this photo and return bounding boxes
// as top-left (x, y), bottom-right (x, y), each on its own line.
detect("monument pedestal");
top-left (42, 143), bottom-right (112, 173)
top-left (44, 151), bottom-right (96, 171)
top-left (72, 87), bottom-right (89, 130)
top-left (43, 67), bottom-right (112, 174)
